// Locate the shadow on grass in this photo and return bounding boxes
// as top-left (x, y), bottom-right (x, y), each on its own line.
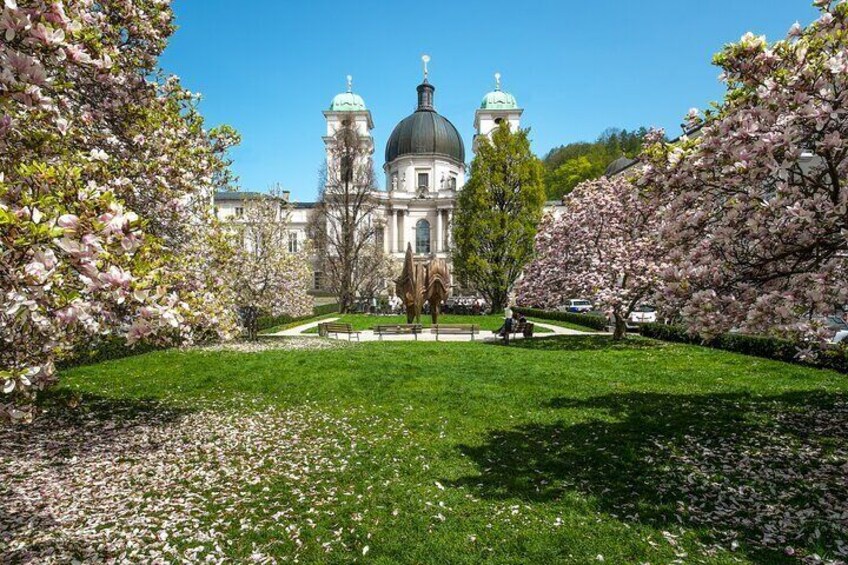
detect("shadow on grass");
top-left (1, 391), bottom-right (192, 467)
top-left (484, 334), bottom-right (666, 352)
top-left (450, 391), bottom-right (848, 563)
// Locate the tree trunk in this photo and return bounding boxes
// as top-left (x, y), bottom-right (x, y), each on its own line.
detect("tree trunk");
top-left (488, 288), bottom-right (508, 315)
top-left (612, 311), bottom-right (628, 340)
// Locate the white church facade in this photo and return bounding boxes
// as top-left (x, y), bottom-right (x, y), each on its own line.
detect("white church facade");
top-left (215, 63), bottom-right (547, 291)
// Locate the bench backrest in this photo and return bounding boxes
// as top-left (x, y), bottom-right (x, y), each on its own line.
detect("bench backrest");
top-left (374, 324), bottom-right (422, 332)
top-left (325, 323), bottom-right (354, 332)
top-left (432, 324), bottom-right (479, 332)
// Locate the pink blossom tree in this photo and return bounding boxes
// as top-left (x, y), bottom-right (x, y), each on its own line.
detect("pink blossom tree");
top-left (225, 190), bottom-right (314, 340)
top-left (640, 1), bottom-right (848, 341)
top-left (1, 0), bottom-right (239, 422)
top-left (517, 176), bottom-right (666, 339)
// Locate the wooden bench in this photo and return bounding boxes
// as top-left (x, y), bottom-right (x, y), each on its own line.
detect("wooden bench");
top-left (373, 324), bottom-right (423, 340)
top-left (431, 324), bottom-right (480, 341)
top-left (319, 322), bottom-right (360, 341)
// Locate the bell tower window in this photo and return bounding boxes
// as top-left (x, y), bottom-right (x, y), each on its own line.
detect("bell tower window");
top-left (417, 172), bottom-right (429, 191)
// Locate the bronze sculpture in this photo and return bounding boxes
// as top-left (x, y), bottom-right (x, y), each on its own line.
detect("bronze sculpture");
top-left (396, 243), bottom-right (423, 323)
top-left (425, 257), bottom-right (450, 324)
top-left (395, 243), bottom-right (451, 325)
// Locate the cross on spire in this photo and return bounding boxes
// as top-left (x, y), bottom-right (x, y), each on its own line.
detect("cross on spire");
top-left (422, 54), bottom-right (431, 81)
top-left (495, 72), bottom-right (501, 91)
top-left (346, 74), bottom-right (353, 93)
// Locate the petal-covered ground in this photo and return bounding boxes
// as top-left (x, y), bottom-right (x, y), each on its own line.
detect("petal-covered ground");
top-left (2, 333), bottom-right (848, 563)
top-left (1, 399), bottom-right (403, 563)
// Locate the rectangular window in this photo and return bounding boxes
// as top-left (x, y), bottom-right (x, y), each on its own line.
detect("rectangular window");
top-left (234, 207), bottom-right (244, 217)
top-left (288, 231), bottom-right (299, 253)
top-left (417, 172), bottom-right (429, 190)
top-left (375, 227), bottom-right (384, 248)
top-left (313, 271), bottom-right (323, 290)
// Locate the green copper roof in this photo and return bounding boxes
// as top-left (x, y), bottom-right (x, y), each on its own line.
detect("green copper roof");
top-left (480, 89), bottom-right (518, 110)
top-left (329, 92), bottom-right (367, 112)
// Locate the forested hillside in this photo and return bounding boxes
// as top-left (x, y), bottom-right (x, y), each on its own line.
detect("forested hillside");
top-left (542, 128), bottom-right (653, 200)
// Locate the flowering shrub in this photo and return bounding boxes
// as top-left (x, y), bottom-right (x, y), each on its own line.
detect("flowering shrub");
top-left (1, 0), bottom-right (240, 422)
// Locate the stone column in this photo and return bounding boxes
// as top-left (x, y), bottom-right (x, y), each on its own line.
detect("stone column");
top-left (435, 208), bottom-right (443, 253)
top-left (403, 209), bottom-right (411, 252)
top-left (383, 212), bottom-right (390, 254)
top-left (445, 209), bottom-right (452, 250)
top-left (393, 209), bottom-right (400, 253)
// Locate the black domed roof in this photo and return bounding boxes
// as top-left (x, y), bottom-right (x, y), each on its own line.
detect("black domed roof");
top-left (385, 82), bottom-right (465, 164)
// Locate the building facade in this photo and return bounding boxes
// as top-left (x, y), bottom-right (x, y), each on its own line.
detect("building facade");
top-left (215, 65), bottom-right (544, 293)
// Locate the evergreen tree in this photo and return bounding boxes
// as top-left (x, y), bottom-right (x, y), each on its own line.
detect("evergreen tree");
top-left (452, 123), bottom-right (546, 312)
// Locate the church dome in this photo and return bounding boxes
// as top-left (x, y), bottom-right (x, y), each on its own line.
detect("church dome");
top-left (481, 90), bottom-right (518, 110)
top-left (480, 73), bottom-right (518, 110)
top-left (329, 92), bottom-right (366, 112)
top-left (385, 81), bottom-right (465, 164)
top-left (329, 76), bottom-right (367, 112)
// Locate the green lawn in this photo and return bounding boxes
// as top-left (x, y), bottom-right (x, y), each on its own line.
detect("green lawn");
top-left (4, 336), bottom-right (846, 563)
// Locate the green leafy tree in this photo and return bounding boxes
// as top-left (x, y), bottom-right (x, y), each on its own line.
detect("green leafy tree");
top-left (545, 155), bottom-right (605, 199)
top-left (453, 123), bottom-right (546, 312)
top-left (543, 127), bottom-right (653, 199)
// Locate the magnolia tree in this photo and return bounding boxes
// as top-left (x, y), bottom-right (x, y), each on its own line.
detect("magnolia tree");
top-left (517, 176), bottom-right (666, 339)
top-left (1, 0), bottom-right (239, 422)
top-left (226, 191), bottom-right (313, 340)
top-left (641, 1), bottom-right (848, 341)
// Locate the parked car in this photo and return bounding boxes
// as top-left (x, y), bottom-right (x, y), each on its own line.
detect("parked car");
top-left (819, 313), bottom-right (848, 344)
top-left (558, 299), bottom-right (593, 313)
top-left (628, 304), bottom-right (657, 326)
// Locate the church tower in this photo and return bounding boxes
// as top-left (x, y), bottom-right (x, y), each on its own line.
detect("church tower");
top-left (473, 72), bottom-right (522, 153)
top-left (323, 75), bottom-right (374, 168)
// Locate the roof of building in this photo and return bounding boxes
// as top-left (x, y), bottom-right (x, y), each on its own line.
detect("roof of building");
top-left (605, 124), bottom-right (706, 178)
top-left (214, 191), bottom-right (266, 201)
top-left (213, 191), bottom-right (315, 208)
top-left (604, 156), bottom-right (639, 177)
top-left (385, 81), bottom-right (465, 164)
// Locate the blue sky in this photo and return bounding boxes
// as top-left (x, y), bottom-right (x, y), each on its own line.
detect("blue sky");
top-left (161, 0), bottom-right (821, 202)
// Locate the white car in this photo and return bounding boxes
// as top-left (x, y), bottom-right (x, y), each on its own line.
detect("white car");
top-left (628, 305), bottom-right (657, 325)
top-left (559, 299), bottom-right (593, 313)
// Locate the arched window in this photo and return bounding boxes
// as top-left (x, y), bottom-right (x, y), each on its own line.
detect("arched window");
top-left (416, 219), bottom-right (431, 254)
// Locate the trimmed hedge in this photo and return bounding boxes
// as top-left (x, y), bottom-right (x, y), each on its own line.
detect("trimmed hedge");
top-left (513, 307), bottom-right (608, 331)
top-left (256, 302), bottom-right (340, 331)
top-left (640, 322), bottom-right (848, 373)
